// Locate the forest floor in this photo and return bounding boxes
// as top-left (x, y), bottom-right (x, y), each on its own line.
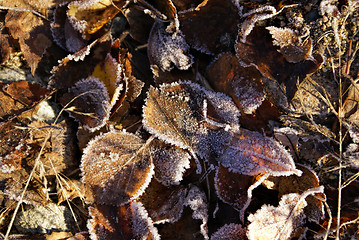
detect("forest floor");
top-left (0, 0), bottom-right (358, 239)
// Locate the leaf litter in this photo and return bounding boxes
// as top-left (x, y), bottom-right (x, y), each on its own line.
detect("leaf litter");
top-left (0, 0), bottom-right (358, 239)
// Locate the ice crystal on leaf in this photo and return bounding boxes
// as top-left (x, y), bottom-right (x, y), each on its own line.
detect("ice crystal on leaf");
top-left (80, 130), bottom-right (154, 206)
top-left (148, 20), bottom-right (193, 72)
top-left (210, 223), bottom-right (246, 240)
top-left (151, 139), bottom-right (191, 186)
top-left (143, 81), bottom-right (240, 172)
top-left (247, 187), bottom-right (324, 240)
top-left (217, 128), bottom-right (302, 177)
top-left (88, 201), bottom-right (160, 240)
top-left (64, 76), bottom-right (112, 132)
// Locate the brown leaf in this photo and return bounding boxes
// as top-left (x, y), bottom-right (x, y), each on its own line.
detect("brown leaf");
top-left (218, 128), bottom-right (302, 176)
top-left (5, 11), bottom-right (52, 75)
top-left (179, 0), bottom-right (240, 54)
top-left (0, 119), bottom-right (29, 173)
top-left (235, 26), bottom-right (323, 100)
top-left (264, 165), bottom-right (325, 223)
top-left (87, 201), bottom-right (160, 240)
top-left (49, 33), bottom-right (112, 90)
top-left (0, 0), bottom-right (61, 15)
top-left (51, 4), bottom-right (87, 52)
top-left (80, 130), bottom-right (154, 205)
top-left (247, 187), bottom-right (324, 240)
top-left (214, 164), bottom-right (254, 211)
top-left (140, 179), bottom-right (188, 224)
top-left (67, 0), bottom-right (126, 40)
top-left (143, 81), bottom-right (240, 172)
top-left (171, 0), bottom-right (205, 12)
top-left (206, 52), bottom-right (281, 130)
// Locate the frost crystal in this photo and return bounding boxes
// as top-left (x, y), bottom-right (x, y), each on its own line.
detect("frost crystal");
top-left (185, 185), bottom-right (209, 239)
top-left (151, 140), bottom-right (191, 186)
top-left (131, 201), bottom-right (160, 240)
top-left (148, 20), bottom-right (193, 72)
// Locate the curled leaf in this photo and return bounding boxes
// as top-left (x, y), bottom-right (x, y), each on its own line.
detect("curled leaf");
top-left (80, 130), bottom-right (154, 205)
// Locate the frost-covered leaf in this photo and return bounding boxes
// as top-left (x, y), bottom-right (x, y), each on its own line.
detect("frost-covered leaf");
top-left (80, 130), bottom-right (154, 205)
top-left (210, 223), bottom-right (247, 240)
top-left (217, 128), bottom-right (302, 176)
top-left (214, 164), bottom-right (253, 211)
top-left (61, 76), bottom-right (112, 131)
top-left (247, 187), bottom-right (324, 240)
top-left (143, 81), bottom-right (240, 171)
top-left (264, 165), bottom-right (325, 224)
top-left (67, 0), bottom-right (126, 39)
top-left (266, 26), bottom-right (313, 63)
top-left (49, 33), bottom-right (112, 90)
top-left (51, 4), bottom-right (87, 52)
top-left (88, 201), bottom-right (160, 240)
top-left (148, 20), bottom-right (193, 72)
top-left (151, 139), bottom-right (191, 186)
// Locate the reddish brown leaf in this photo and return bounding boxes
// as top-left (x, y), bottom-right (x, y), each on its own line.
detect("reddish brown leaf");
top-left (87, 201), bottom-right (160, 240)
top-left (140, 179), bottom-right (188, 224)
top-left (214, 164), bottom-right (254, 211)
top-left (206, 52), bottom-right (281, 130)
top-left (5, 11), bottom-right (52, 75)
top-left (218, 128), bottom-right (302, 176)
top-left (81, 130), bottom-right (154, 205)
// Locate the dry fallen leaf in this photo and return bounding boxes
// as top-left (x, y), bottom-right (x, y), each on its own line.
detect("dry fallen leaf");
top-left (5, 11), bottom-right (52, 75)
top-left (218, 128), bottom-right (302, 177)
top-left (210, 223), bottom-right (247, 240)
top-left (88, 201), bottom-right (160, 240)
top-left (247, 187), bottom-right (324, 240)
top-left (81, 130), bottom-right (154, 205)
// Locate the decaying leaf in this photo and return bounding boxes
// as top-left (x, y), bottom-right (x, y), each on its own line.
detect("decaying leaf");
top-left (88, 201), bottom-right (160, 240)
top-left (143, 81), bottom-right (240, 172)
top-left (67, 0), bottom-right (126, 39)
top-left (51, 4), bottom-right (87, 52)
top-left (217, 128), bottom-right (302, 176)
top-left (247, 187), bottom-right (324, 240)
top-left (5, 11), bottom-right (52, 75)
top-left (140, 179), bottom-right (188, 224)
top-left (0, 34), bottom-right (11, 64)
top-left (80, 130), bottom-right (154, 205)
top-left (210, 223), bottom-right (247, 240)
top-left (151, 139), bottom-right (191, 186)
top-left (236, 26), bottom-right (323, 100)
top-left (148, 20), bottom-right (193, 73)
top-left (214, 164), bottom-right (254, 211)
top-left (263, 165), bottom-right (325, 224)
top-left (266, 26), bottom-right (313, 63)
